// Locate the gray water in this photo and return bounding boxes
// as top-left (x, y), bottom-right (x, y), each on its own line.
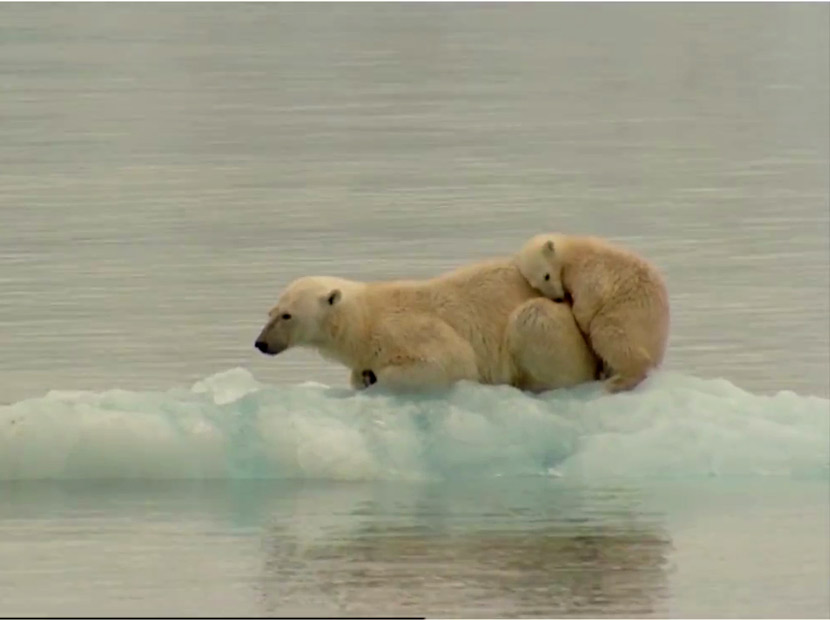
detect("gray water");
top-left (1, 3), bottom-right (828, 618)
top-left (1, 479), bottom-right (828, 618)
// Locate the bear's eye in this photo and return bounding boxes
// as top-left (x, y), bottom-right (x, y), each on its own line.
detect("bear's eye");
top-left (281, 313), bottom-right (292, 320)
top-left (544, 273), bottom-right (550, 281)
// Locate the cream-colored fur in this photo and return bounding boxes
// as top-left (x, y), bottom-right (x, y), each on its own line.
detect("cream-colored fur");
top-left (254, 259), bottom-right (599, 392)
top-left (516, 234), bottom-right (670, 393)
top-left (505, 298), bottom-right (601, 393)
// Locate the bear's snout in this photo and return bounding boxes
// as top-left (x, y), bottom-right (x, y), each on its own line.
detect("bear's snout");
top-left (255, 337), bottom-right (287, 356)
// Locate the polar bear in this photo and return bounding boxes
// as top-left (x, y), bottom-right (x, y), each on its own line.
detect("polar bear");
top-left (515, 233), bottom-right (670, 393)
top-left (253, 258), bottom-right (599, 393)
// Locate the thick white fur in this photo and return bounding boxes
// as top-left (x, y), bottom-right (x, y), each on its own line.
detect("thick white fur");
top-left (516, 234), bottom-right (670, 393)
top-left (254, 259), bottom-right (599, 392)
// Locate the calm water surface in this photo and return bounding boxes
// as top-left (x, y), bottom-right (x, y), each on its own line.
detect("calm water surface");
top-left (0, 4), bottom-right (828, 618)
top-left (1, 479), bottom-right (828, 618)
top-left (0, 3), bottom-right (828, 402)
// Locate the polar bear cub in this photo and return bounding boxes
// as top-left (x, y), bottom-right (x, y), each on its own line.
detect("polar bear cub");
top-left (515, 233), bottom-right (670, 393)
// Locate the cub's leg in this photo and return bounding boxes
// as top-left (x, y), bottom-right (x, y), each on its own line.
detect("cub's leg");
top-left (590, 320), bottom-right (652, 393)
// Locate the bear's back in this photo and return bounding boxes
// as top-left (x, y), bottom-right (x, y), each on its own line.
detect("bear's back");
top-left (363, 257), bottom-right (542, 383)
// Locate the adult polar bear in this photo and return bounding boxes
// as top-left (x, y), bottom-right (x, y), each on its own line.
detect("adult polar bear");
top-left (254, 258), bottom-right (599, 392)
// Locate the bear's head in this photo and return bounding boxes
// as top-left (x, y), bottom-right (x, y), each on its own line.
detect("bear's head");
top-left (254, 276), bottom-right (355, 356)
top-left (516, 233), bottom-right (567, 301)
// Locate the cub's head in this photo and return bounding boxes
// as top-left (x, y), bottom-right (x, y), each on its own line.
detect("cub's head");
top-left (516, 233), bottom-right (566, 300)
top-left (254, 276), bottom-right (351, 356)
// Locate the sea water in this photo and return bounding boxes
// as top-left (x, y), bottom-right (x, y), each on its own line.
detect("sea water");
top-left (1, 3), bottom-right (828, 617)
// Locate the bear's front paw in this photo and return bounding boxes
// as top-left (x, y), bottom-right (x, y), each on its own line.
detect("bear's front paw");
top-left (361, 369), bottom-right (377, 388)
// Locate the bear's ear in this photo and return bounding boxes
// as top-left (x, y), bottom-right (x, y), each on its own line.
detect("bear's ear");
top-left (322, 289), bottom-right (341, 307)
top-left (543, 239), bottom-right (555, 256)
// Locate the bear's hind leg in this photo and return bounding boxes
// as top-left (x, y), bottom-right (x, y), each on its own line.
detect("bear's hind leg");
top-left (506, 298), bottom-right (598, 392)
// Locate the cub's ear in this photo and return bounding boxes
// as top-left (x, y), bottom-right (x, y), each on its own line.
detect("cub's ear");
top-left (543, 239), bottom-right (555, 256)
top-left (321, 288), bottom-right (341, 306)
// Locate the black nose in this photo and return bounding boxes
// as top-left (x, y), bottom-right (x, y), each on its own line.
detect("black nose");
top-left (254, 340), bottom-right (269, 354)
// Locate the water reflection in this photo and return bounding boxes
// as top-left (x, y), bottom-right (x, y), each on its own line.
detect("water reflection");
top-left (1, 479), bottom-right (826, 617)
top-left (257, 481), bottom-right (672, 617)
